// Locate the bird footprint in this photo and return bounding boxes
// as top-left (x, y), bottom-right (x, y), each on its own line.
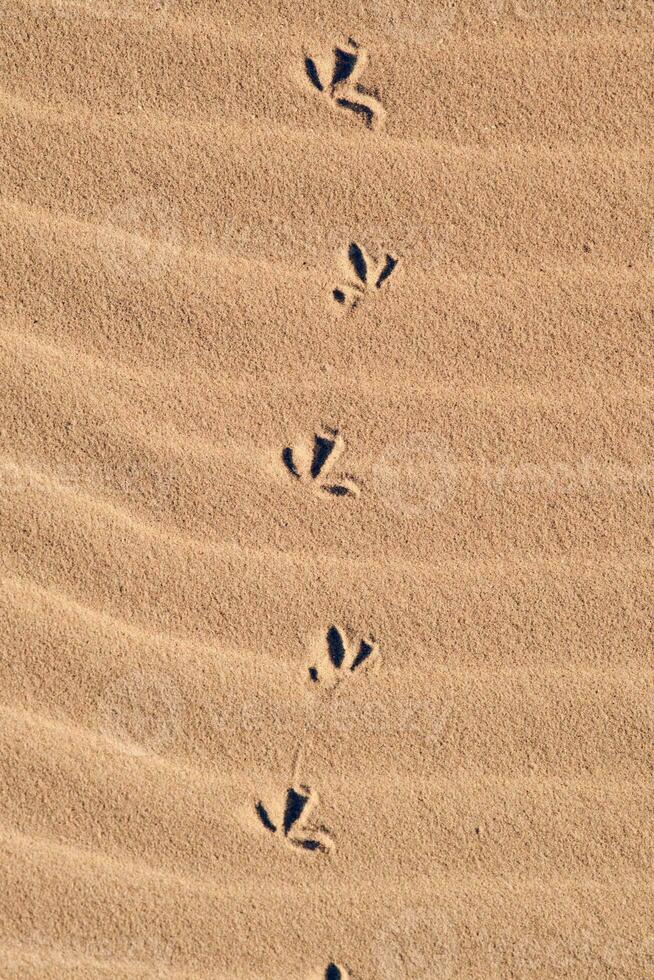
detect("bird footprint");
top-left (304, 38), bottom-right (384, 130)
top-left (309, 625), bottom-right (379, 687)
top-left (333, 242), bottom-right (398, 310)
top-left (283, 428), bottom-right (359, 497)
top-left (255, 785), bottom-right (333, 853)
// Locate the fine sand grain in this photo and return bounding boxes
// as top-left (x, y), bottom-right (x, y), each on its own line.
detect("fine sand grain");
top-left (1, 1), bottom-right (653, 977)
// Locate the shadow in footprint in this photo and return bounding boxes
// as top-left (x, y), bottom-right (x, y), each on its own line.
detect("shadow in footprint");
top-left (375, 254), bottom-right (397, 288)
top-left (326, 625), bottom-right (347, 669)
top-left (283, 786), bottom-right (310, 835)
top-left (347, 242), bottom-right (367, 283)
top-left (335, 97), bottom-right (375, 129)
top-left (325, 965), bottom-right (349, 980)
top-left (311, 432), bottom-right (337, 480)
top-left (332, 47), bottom-right (358, 86)
top-left (305, 57), bottom-right (324, 92)
top-left (282, 446), bottom-right (300, 479)
top-left (255, 801), bottom-right (276, 833)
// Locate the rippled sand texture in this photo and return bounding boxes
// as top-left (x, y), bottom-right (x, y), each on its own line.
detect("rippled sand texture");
top-left (1, 1), bottom-right (653, 977)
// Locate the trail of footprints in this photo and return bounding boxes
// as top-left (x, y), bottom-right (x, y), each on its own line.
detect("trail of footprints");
top-left (254, 620), bottom-right (380, 977)
top-left (247, 38), bottom-right (398, 978)
top-left (254, 627), bottom-right (380, 847)
top-left (305, 40), bottom-right (399, 316)
top-left (260, 36), bottom-right (392, 978)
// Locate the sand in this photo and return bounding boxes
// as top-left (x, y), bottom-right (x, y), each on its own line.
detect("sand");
top-left (1, 1), bottom-right (653, 977)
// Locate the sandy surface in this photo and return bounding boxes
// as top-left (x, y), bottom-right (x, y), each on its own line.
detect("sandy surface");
top-left (1, 1), bottom-right (653, 978)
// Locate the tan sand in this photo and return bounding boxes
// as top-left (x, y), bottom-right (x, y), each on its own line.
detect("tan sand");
top-left (1, 1), bottom-right (653, 977)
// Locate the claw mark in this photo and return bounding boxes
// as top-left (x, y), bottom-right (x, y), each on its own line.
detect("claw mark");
top-left (310, 626), bottom-right (379, 687)
top-left (303, 38), bottom-right (384, 130)
top-left (256, 785), bottom-right (333, 853)
top-left (332, 242), bottom-right (398, 311)
top-left (282, 428), bottom-right (360, 498)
